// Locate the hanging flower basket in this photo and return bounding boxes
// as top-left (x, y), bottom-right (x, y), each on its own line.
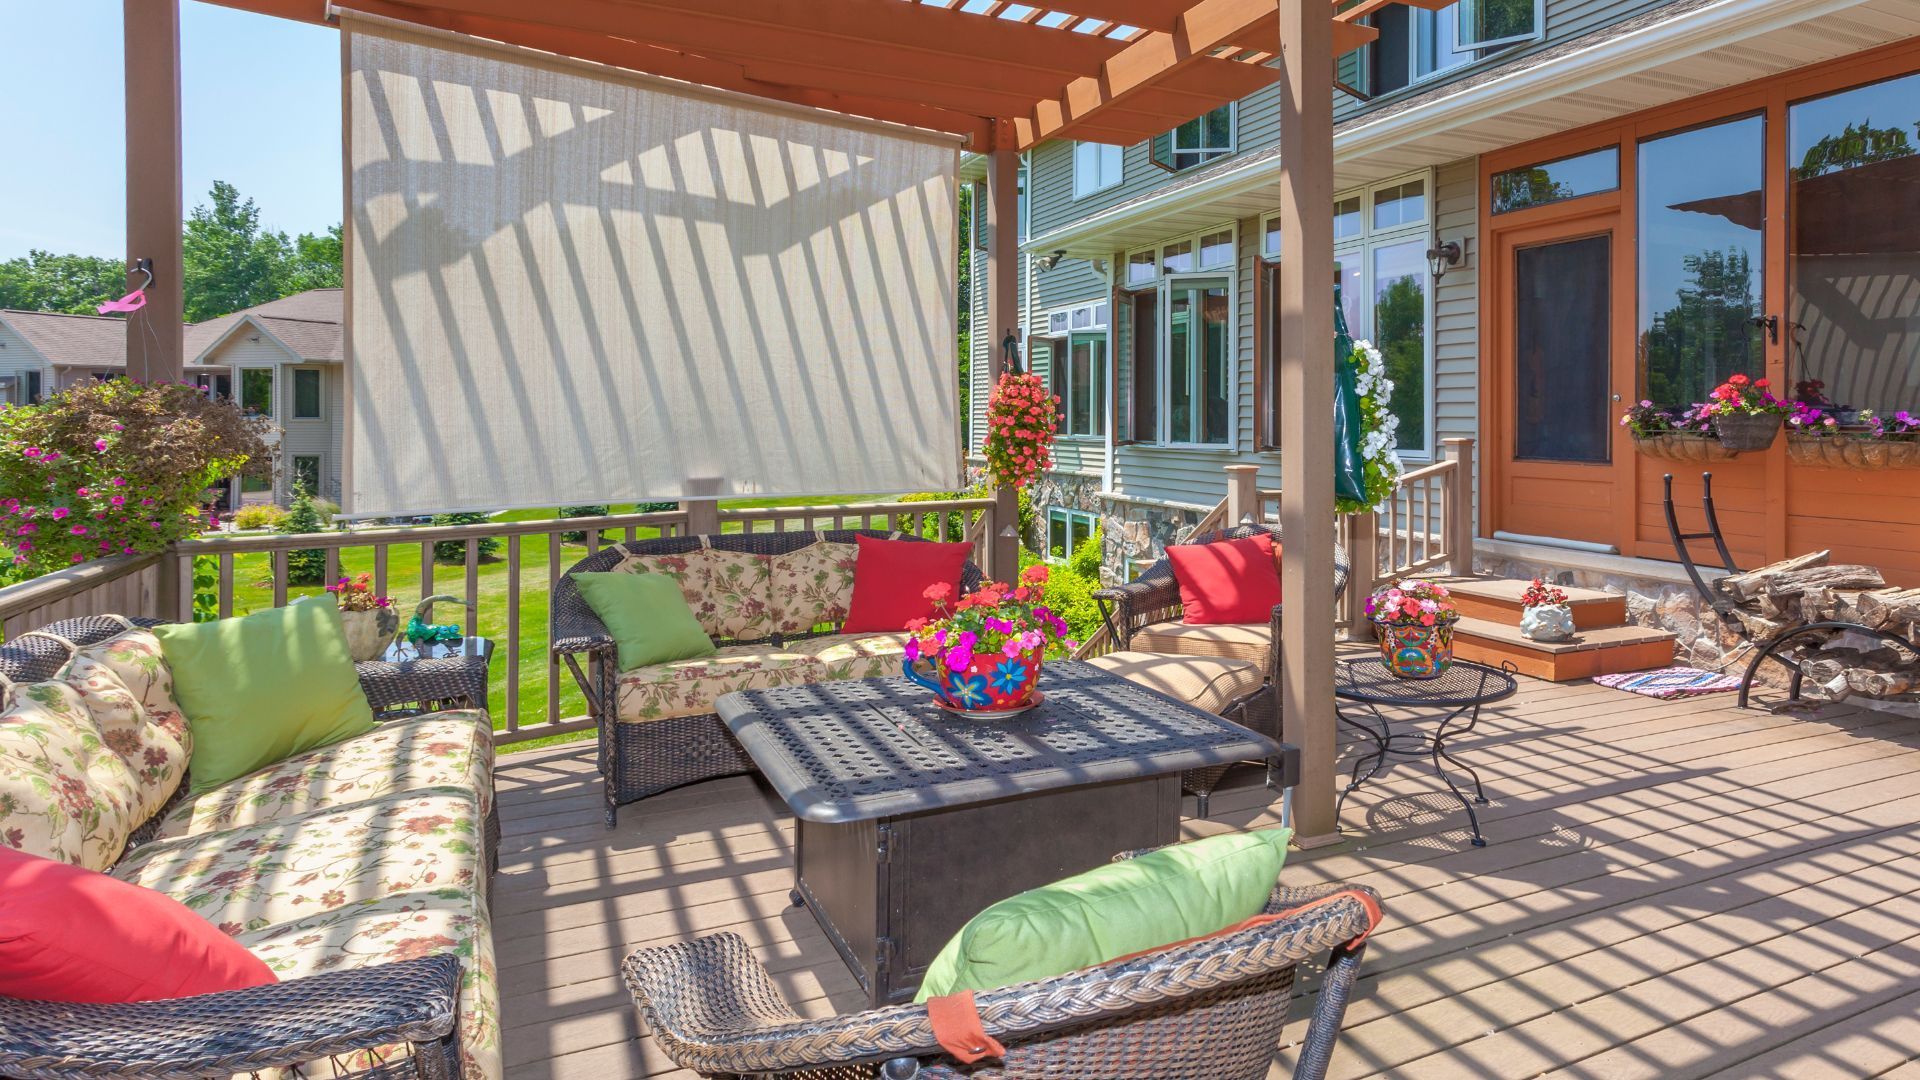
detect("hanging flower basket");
top-left (1631, 432), bottom-right (1740, 463)
top-left (1786, 434), bottom-right (1920, 470)
top-left (1712, 412), bottom-right (1782, 452)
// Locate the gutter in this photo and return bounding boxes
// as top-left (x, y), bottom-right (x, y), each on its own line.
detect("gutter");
top-left (1027, 0), bottom-right (1867, 255)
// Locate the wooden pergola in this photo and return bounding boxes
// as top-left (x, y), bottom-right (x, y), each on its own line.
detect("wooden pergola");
top-left (120, 0), bottom-right (1423, 844)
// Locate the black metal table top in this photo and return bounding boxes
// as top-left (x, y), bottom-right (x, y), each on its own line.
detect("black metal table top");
top-left (716, 660), bottom-right (1281, 823)
top-left (1334, 658), bottom-right (1518, 709)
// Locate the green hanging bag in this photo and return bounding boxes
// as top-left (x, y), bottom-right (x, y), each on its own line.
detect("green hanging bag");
top-left (1331, 285), bottom-right (1368, 506)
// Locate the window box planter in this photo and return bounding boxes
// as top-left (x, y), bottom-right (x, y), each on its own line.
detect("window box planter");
top-left (1631, 432), bottom-right (1740, 463)
top-left (1712, 412), bottom-right (1783, 452)
top-left (1785, 434), bottom-right (1920, 470)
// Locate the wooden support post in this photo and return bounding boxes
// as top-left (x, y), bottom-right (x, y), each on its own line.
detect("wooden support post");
top-left (124, 0), bottom-right (185, 384)
top-left (1225, 465), bottom-right (1260, 527)
top-left (682, 477), bottom-right (722, 536)
top-left (1442, 437), bottom-right (1476, 576)
top-left (1343, 510), bottom-right (1377, 643)
top-left (1276, 0), bottom-right (1339, 847)
top-left (986, 145), bottom-right (1020, 378)
top-left (991, 484), bottom-right (1021, 585)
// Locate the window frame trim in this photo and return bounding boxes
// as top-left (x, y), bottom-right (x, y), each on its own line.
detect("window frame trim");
top-left (237, 365), bottom-right (276, 419)
top-left (1038, 302), bottom-right (1110, 441)
top-left (290, 366), bottom-right (325, 421)
top-left (1453, 0), bottom-right (1546, 53)
top-left (289, 452), bottom-right (325, 498)
top-left (1072, 140), bottom-right (1126, 200)
top-left (1352, 0), bottom-right (1543, 102)
top-left (1044, 506), bottom-right (1100, 564)
top-left (1159, 270), bottom-right (1239, 452)
top-left (1164, 102), bottom-right (1237, 172)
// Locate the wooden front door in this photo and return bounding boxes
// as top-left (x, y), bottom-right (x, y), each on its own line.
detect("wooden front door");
top-left (1489, 207), bottom-right (1634, 549)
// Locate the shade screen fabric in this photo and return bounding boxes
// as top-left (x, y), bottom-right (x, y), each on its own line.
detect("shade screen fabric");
top-left (344, 23), bottom-right (961, 517)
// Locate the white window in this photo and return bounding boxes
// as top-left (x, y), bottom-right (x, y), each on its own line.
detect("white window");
top-left (1166, 104), bottom-right (1234, 171)
top-left (1073, 141), bottom-right (1124, 198)
top-left (1259, 173), bottom-right (1435, 457)
top-left (291, 368), bottom-right (323, 420)
top-left (1047, 508), bottom-right (1098, 563)
top-left (1456, 0), bottom-right (1542, 50)
top-left (1043, 302), bottom-right (1108, 439)
top-left (1125, 249), bottom-right (1158, 287)
top-left (1361, 1), bottom-right (1539, 96)
top-left (1120, 224), bottom-right (1238, 448)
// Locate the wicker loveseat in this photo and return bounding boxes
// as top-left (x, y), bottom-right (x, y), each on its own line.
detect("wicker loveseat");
top-left (0, 615), bottom-right (500, 1080)
top-left (553, 531), bottom-right (985, 826)
top-left (1094, 524), bottom-right (1352, 679)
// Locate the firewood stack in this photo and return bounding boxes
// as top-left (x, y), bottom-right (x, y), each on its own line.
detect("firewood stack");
top-left (1714, 550), bottom-right (1920, 703)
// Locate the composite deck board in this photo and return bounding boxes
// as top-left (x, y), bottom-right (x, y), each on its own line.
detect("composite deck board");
top-left (491, 677), bottom-right (1920, 1078)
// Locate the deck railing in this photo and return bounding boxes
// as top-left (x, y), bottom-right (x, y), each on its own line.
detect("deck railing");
top-left (0, 497), bottom-right (995, 746)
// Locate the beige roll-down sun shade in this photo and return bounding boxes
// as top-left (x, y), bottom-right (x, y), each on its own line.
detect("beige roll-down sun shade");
top-left (342, 19), bottom-right (962, 517)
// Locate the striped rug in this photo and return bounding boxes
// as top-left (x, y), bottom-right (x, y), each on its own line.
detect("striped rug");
top-left (1594, 666), bottom-right (1742, 699)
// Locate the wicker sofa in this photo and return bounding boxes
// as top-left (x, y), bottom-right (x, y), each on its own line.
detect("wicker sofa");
top-left (0, 615), bottom-right (499, 1080)
top-left (553, 531), bottom-right (985, 826)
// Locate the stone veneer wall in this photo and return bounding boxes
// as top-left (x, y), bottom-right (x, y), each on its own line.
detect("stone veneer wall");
top-left (1026, 472), bottom-right (1211, 586)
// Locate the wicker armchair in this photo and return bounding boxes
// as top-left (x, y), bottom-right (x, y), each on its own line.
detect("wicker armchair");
top-left (553, 531), bottom-right (986, 827)
top-left (0, 615), bottom-right (482, 1079)
top-left (1093, 524), bottom-right (1351, 679)
top-left (624, 873), bottom-right (1381, 1079)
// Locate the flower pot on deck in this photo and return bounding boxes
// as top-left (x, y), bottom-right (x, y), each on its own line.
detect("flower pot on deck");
top-left (1373, 618), bottom-right (1457, 679)
top-left (339, 606), bottom-right (400, 662)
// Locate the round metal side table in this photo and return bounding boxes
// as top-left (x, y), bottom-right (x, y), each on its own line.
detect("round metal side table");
top-left (1333, 657), bottom-right (1518, 847)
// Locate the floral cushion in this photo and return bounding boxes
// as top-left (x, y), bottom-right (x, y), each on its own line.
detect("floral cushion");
top-left (113, 790), bottom-right (498, 1080)
top-left (768, 542), bottom-right (858, 636)
top-left (790, 633), bottom-right (910, 681)
top-left (60, 629), bottom-right (188, 746)
top-left (0, 681), bottom-right (147, 871)
top-left (619, 548), bottom-right (774, 642)
top-left (615, 645), bottom-right (825, 723)
top-left (153, 711), bottom-right (494, 843)
top-left (58, 644), bottom-right (191, 824)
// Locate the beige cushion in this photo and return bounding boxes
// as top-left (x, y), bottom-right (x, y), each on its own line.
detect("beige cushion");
top-left (615, 644), bottom-right (824, 723)
top-left (1130, 622), bottom-right (1273, 671)
top-left (1082, 651), bottom-right (1265, 716)
top-left (789, 632), bottom-right (910, 680)
top-left (618, 548), bottom-right (775, 641)
top-left (768, 542), bottom-right (858, 636)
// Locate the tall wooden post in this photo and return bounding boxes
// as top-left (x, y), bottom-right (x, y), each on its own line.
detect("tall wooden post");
top-left (1442, 437), bottom-right (1476, 575)
top-left (124, 0), bottom-right (186, 384)
top-left (1276, 0), bottom-right (1339, 846)
top-left (986, 143), bottom-right (1023, 582)
top-left (1225, 464), bottom-right (1260, 525)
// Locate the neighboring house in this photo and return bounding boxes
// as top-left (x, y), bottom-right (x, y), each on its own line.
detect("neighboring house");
top-left (966, 0), bottom-right (1920, 600)
top-left (0, 289), bottom-right (344, 510)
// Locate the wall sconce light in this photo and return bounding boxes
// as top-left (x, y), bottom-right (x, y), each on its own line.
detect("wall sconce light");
top-left (1034, 249), bottom-right (1068, 271)
top-left (1000, 329), bottom-right (1023, 375)
top-left (1426, 239), bottom-right (1463, 282)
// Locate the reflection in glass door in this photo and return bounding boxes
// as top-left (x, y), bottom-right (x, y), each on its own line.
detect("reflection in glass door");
top-left (1637, 115), bottom-right (1766, 407)
top-left (1164, 279), bottom-right (1231, 444)
top-left (1516, 234), bottom-right (1611, 462)
top-left (1789, 70), bottom-right (1920, 417)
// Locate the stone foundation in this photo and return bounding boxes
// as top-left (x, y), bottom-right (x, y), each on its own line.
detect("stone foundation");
top-left (1026, 473), bottom-right (1210, 586)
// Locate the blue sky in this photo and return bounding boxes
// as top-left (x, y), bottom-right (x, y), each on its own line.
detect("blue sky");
top-left (0, 1), bottom-right (340, 259)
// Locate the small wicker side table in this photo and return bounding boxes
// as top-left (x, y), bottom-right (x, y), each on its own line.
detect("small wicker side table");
top-left (356, 636), bottom-right (494, 718)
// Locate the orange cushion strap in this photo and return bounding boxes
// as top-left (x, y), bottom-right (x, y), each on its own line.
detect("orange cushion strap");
top-left (925, 991), bottom-right (1007, 1064)
top-left (1271, 887), bottom-right (1385, 946)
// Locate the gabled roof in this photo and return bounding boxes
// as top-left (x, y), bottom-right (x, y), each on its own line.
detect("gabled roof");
top-left (187, 289), bottom-right (344, 364)
top-left (0, 309), bottom-right (131, 367)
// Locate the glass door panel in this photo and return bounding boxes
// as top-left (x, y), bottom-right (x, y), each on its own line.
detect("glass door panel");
top-left (1789, 70), bottom-right (1920, 417)
top-left (1373, 239), bottom-right (1428, 451)
top-left (1164, 278), bottom-right (1231, 444)
top-left (1515, 234), bottom-right (1611, 462)
top-left (1637, 115), bottom-right (1766, 407)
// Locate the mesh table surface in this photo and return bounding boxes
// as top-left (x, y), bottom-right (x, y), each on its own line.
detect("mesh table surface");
top-left (1334, 658), bottom-right (1518, 708)
top-left (717, 661), bottom-right (1281, 823)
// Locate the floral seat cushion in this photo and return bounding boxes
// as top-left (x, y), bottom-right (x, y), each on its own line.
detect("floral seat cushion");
top-left (154, 710), bottom-right (495, 843)
top-left (789, 632), bottom-right (910, 681)
top-left (109, 788), bottom-right (497, 1078)
top-left (615, 645), bottom-right (825, 723)
top-left (0, 681), bottom-right (147, 871)
top-left (617, 548), bottom-right (775, 642)
top-left (768, 541), bottom-right (858, 636)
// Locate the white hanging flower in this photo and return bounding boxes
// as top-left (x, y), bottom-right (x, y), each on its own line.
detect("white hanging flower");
top-left (1340, 338), bottom-right (1403, 516)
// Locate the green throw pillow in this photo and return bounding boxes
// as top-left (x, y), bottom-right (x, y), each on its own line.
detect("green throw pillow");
top-left (572, 571), bottom-right (717, 670)
top-left (915, 828), bottom-right (1292, 1002)
top-left (154, 599), bottom-right (377, 795)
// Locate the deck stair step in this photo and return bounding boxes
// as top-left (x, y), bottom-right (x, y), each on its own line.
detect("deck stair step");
top-left (1429, 575), bottom-right (1627, 631)
top-left (1449, 616), bottom-right (1675, 682)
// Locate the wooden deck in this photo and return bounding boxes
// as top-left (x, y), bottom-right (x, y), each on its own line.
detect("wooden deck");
top-left (491, 675), bottom-right (1920, 1079)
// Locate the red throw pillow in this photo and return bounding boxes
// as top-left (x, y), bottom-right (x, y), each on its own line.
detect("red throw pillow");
top-left (842, 535), bottom-right (974, 633)
top-left (0, 847), bottom-right (277, 1003)
top-left (1166, 533), bottom-right (1284, 625)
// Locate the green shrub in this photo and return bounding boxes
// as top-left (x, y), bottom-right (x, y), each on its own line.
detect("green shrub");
top-left (1021, 524), bottom-right (1105, 649)
top-left (311, 498), bottom-right (339, 524)
top-left (232, 504), bottom-right (288, 531)
top-left (559, 504), bottom-right (609, 544)
top-left (897, 490), bottom-right (971, 541)
top-left (431, 511), bottom-right (500, 564)
top-left (280, 484), bottom-right (326, 585)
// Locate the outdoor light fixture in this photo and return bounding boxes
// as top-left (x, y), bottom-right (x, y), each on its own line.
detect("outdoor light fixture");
top-left (1426, 239), bottom-right (1463, 281)
top-left (1000, 330), bottom-right (1023, 375)
top-left (1035, 249), bottom-right (1068, 271)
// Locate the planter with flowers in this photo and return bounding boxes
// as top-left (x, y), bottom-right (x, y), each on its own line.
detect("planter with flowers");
top-left (326, 573), bottom-right (399, 661)
top-left (1620, 399), bottom-right (1736, 462)
top-left (1337, 339), bottom-right (1404, 514)
top-left (982, 372), bottom-right (1059, 491)
top-left (1694, 373), bottom-right (1788, 451)
top-left (1786, 404), bottom-right (1920, 470)
top-left (1517, 577), bottom-right (1575, 643)
top-left (901, 564), bottom-right (1076, 717)
top-left (1365, 579), bottom-right (1460, 679)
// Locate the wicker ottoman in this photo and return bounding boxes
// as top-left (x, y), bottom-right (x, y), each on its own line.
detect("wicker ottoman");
top-left (1082, 650), bottom-right (1286, 818)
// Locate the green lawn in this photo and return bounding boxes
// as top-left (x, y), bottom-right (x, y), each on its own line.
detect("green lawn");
top-left (221, 496), bottom-right (895, 752)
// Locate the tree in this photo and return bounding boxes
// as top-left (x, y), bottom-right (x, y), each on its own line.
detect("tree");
top-left (280, 482), bottom-right (328, 586)
top-left (431, 512), bottom-right (500, 564)
top-left (0, 251), bottom-right (127, 314)
top-left (279, 225), bottom-right (344, 294)
top-left (1641, 247), bottom-right (1760, 407)
top-left (1374, 274), bottom-right (1426, 450)
top-left (183, 181), bottom-right (293, 321)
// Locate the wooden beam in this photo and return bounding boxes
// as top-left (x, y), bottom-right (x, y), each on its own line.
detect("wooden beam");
top-left (124, 0), bottom-right (184, 384)
top-left (986, 148), bottom-right (1022, 583)
top-left (1274, 0), bottom-right (1338, 845)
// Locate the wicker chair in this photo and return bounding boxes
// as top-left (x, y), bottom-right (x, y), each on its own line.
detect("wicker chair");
top-left (0, 615), bottom-right (475, 1079)
top-left (1093, 524), bottom-right (1352, 681)
top-left (552, 531), bottom-right (986, 827)
top-left (624, 869), bottom-right (1381, 1079)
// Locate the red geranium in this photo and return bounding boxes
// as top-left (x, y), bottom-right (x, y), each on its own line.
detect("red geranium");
top-left (983, 372), bottom-right (1058, 490)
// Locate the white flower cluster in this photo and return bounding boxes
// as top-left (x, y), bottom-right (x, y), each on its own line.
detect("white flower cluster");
top-left (1351, 339), bottom-right (1403, 488)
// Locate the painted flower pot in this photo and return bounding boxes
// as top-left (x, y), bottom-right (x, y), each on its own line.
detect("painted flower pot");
top-left (339, 605), bottom-right (400, 662)
top-left (903, 647), bottom-right (1043, 716)
top-left (1373, 618), bottom-right (1456, 679)
top-left (1520, 603), bottom-right (1576, 643)
top-left (1713, 412), bottom-right (1782, 452)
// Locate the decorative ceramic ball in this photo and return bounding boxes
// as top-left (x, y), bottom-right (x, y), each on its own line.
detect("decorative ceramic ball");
top-left (1520, 603), bottom-right (1576, 643)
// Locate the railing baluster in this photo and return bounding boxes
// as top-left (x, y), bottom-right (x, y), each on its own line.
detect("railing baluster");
top-left (546, 530), bottom-right (561, 731)
top-left (271, 551), bottom-right (288, 608)
top-left (505, 535), bottom-right (521, 735)
top-left (420, 542), bottom-right (434, 599)
top-left (324, 547), bottom-right (340, 587)
top-left (463, 538), bottom-right (479, 637)
top-left (218, 553), bottom-right (233, 619)
top-left (373, 544), bottom-right (389, 599)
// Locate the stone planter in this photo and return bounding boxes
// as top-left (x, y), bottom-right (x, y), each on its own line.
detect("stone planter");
top-left (339, 606), bottom-right (400, 662)
top-left (1712, 412), bottom-right (1783, 452)
top-left (1520, 603), bottom-right (1576, 643)
top-left (1632, 432), bottom-right (1739, 463)
top-left (1785, 434), bottom-right (1920, 470)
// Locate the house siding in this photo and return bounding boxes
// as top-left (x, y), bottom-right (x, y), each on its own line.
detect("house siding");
top-left (0, 322), bottom-right (50, 403)
top-left (197, 332), bottom-right (345, 506)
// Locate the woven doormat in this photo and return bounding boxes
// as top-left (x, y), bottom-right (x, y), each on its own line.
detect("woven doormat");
top-left (1594, 667), bottom-right (1742, 699)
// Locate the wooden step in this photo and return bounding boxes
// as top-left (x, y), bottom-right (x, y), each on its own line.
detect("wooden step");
top-left (1432, 575), bottom-right (1627, 631)
top-left (1449, 616), bottom-right (1675, 682)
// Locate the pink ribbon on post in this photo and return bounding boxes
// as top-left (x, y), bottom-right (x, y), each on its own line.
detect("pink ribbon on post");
top-left (96, 290), bottom-right (147, 315)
